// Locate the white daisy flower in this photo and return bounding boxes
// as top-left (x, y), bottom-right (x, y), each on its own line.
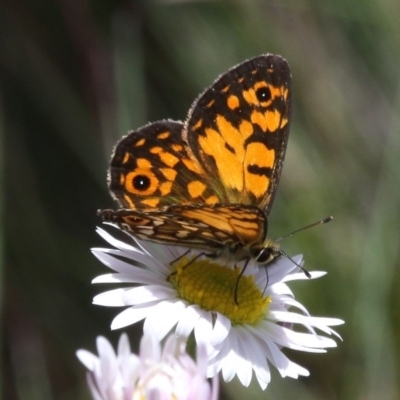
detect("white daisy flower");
top-left (92, 227), bottom-right (344, 390)
top-left (77, 331), bottom-right (218, 400)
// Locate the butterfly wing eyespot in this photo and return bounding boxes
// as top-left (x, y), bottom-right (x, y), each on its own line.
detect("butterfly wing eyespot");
top-left (132, 175), bottom-right (152, 191)
top-left (255, 86), bottom-right (271, 102)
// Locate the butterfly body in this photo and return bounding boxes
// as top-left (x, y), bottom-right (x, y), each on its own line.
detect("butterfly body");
top-left (100, 54), bottom-right (291, 267)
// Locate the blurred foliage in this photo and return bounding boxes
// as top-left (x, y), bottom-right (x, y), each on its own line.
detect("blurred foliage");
top-left (1, 0), bottom-right (400, 399)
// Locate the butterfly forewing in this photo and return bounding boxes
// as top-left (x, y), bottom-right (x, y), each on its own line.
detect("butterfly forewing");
top-left (185, 54), bottom-right (291, 214)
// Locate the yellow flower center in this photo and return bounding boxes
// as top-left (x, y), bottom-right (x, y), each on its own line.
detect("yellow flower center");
top-left (169, 257), bottom-right (271, 325)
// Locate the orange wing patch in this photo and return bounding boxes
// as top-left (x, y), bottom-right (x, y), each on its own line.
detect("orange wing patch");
top-left (168, 205), bottom-right (266, 246)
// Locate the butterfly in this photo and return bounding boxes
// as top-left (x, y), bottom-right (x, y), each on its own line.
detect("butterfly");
top-left (99, 54), bottom-right (294, 269)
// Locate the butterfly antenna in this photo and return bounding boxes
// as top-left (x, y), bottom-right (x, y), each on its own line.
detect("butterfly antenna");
top-left (274, 248), bottom-right (312, 278)
top-left (261, 248), bottom-right (310, 297)
top-left (275, 216), bottom-right (333, 243)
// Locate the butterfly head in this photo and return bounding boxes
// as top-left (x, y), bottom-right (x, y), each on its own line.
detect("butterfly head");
top-left (254, 240), bottom-right (281, 264)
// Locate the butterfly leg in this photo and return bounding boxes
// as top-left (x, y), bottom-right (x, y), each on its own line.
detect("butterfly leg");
top-left (168, 250), bottom-right (221, 279)
top-left (234, 258), bottom-right (251, 305)
top-left (261, 267), bottom-right (270, 297)
top-left (169, 249), bottom-right (191, 266)
top-left (167, 252), bottom-right (206, 281)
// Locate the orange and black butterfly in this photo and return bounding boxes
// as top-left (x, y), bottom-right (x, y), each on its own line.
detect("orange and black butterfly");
top-left (99, 54), bottom-right (292, 266)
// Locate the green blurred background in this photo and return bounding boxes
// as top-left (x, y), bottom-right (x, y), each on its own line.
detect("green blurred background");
top-left (1, 0), bottom-right (400, 399)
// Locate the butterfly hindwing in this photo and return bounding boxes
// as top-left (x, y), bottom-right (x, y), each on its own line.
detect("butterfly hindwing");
top-left (99, 204), bottom-right (267, 259)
